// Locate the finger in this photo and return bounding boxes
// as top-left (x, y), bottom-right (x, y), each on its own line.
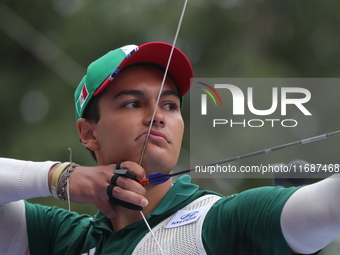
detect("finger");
top-left (115, 161), bottom-right (123, 170)
top-left (112, 186), bottom-right (148, 207)
top-left (110, 174), bottom-right (120, 186)
top-left (117, 161), bottom-right (146, 181)
top-left (113, 169), bottom-right (137, 182)
top-left (116, 177), bottom-right (146, 196)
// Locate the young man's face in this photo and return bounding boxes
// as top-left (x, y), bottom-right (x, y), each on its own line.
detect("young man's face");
top-left (91, 65), bottom-right (184, 175)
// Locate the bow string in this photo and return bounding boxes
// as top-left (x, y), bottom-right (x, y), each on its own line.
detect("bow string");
top-left (138, 0), bottom-right (189, 166)
top-left (137, 2), bottom-right (190, 255)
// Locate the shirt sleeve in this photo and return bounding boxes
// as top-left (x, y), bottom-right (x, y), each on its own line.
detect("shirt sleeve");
top-left (0, 200), bottom-right (29, 255)
top-left (0, 158), bottom-right (59, 254)
top-left (25, 202), bottom-right (93, 255)
top-left (0, 158), bottom-right (58, 204)
top-left (201, 186), bottom-right (299, 255)
top-left (281, 175), bottom-right (340, 254)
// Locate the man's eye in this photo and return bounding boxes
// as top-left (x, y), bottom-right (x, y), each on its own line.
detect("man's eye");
top-left (123, 101), bottom-right (141, 108)
top-left (163, 102), bottom-right (179, 111)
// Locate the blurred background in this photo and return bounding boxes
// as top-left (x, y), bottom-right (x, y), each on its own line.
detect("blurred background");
top-left (1, 0), bottom-right (340, 253)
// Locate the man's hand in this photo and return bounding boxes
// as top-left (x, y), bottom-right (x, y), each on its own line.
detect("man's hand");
top-left (49, 161), bottom-right (148, 218)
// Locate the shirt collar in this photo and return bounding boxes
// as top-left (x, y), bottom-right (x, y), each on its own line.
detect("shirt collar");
top-left (150, 175), bottom-right (198, 216)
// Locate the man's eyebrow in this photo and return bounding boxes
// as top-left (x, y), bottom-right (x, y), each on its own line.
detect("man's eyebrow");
top-left (161, 90), bottom-right (180, 100)
top-left (114, 89), bottom-right (180, 100)
top-left (114, 89), bottom-right (144, 99)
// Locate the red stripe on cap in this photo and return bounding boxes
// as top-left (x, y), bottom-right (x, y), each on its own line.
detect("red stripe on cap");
top-left (93, 42), bottom-right (193, 97)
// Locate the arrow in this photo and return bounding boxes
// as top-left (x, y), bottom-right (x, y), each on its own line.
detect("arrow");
top-left (139, 129), bottom-right (340, 185)
top-left (139, 170), bottom-right (191, 185)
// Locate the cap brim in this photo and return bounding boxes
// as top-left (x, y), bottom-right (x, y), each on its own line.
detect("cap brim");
top-left (95, 42), bottom-right (193, 97)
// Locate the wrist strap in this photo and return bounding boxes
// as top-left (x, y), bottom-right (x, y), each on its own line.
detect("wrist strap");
top-left (58, 163), bottom-right (79, 201)
top-left (50, 162), bottom-right (71, 199)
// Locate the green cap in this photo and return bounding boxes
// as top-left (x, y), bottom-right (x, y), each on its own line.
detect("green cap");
top-left (74, 42), bottom-right (193, 120)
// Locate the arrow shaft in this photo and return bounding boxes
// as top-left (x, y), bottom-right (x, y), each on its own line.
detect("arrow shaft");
top-left (163, 129), bottom-right (340, 179)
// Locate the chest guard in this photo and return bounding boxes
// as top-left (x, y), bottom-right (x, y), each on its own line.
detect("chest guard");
top-left (132, 194), bottom-right (221, 255)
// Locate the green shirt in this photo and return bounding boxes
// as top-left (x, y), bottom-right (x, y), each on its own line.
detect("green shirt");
top-left (25, 175), bottom-right (299, 255)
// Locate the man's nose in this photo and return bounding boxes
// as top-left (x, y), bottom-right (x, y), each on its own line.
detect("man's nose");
top-left (144, 106), bottom-right (165, 126)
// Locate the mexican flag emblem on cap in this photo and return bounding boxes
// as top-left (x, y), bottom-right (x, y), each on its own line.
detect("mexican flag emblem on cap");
top-left (76, 83), bottom-right (89, 117)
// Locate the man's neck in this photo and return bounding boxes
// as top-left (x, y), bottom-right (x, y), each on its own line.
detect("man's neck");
top-left (110, 179), bottom-right (172, 232)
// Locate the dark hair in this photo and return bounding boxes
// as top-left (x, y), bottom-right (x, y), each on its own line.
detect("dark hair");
top-left (82, 93), bottom-right (102, 124)
top-left (81, 94), bottom-right (102, 161)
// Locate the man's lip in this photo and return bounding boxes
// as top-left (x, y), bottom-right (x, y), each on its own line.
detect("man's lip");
top-left (137, 131), bottom-right (169, 143)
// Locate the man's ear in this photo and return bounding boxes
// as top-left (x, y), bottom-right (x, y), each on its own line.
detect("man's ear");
top-left (77, 118), bottom-right (100, 151)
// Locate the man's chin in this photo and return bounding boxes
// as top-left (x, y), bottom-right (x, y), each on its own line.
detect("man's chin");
top-left (141, 157), bottom-right (176, 176)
